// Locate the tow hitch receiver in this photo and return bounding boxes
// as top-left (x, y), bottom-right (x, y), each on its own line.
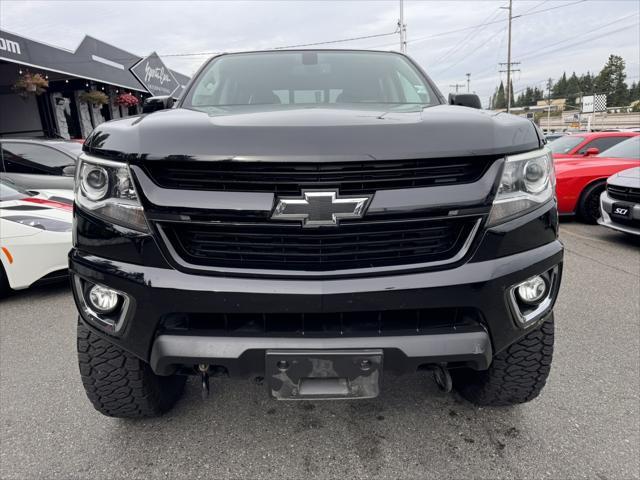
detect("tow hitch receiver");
top-left (266, 349), bottom-right (383, 400)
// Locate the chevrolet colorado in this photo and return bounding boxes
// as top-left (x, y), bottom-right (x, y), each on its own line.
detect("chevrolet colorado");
top-left (71, 50), bottom-right (563, 417)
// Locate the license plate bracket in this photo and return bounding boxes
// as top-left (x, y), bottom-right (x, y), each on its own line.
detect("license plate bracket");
top-left (612, 203), bottom-right (631, 219)
top-left (266, 349), bottom-right (383, 400)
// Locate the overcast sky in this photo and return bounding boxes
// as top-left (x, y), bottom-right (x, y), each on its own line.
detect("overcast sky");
top-left (1, 0), bottom-right (638, 106)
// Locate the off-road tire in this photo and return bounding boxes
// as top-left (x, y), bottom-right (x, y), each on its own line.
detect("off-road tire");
top-left (77, 321), bottom-right (186, 418)
top-left (577, 181), bottom-right (605, 224)
top-left (453, 314), bottom-right (554, 406)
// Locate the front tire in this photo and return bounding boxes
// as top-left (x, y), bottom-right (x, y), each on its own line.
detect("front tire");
top-left (453, 313), bottom-right (554, 406)
top-left (77, 321), bottom-right (186, 418)
top-left (578, 182), bottom-right (605, 224)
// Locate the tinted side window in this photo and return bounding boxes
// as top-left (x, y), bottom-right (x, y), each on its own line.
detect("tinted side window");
top-left (1, 143), bottom-right (74, 175)
top-left (577, 137), bottom-right (627, 154)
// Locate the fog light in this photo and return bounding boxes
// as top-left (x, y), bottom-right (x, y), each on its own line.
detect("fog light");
top-left (88, 285), bottom-right (120, 314)
top-left (516, 276), bottom-right (547, 304)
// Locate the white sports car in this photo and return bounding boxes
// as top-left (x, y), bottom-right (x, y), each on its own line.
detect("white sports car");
top-left (0, 179), bottom-right (73, 293)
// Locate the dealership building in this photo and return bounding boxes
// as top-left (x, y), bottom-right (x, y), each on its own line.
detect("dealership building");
top-left (0, 29), bottom-right (190, 139)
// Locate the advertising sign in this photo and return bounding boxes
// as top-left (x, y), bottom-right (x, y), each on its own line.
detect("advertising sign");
top-left (582, 94), bottom-right (607, 113)
top-left (131, 52), bottom-right (180, 97)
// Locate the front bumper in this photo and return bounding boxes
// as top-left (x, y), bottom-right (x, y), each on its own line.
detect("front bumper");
top-left (598, 191), bottom-right (640, 236)
top-left (70, 237), bottom-right (563, 376)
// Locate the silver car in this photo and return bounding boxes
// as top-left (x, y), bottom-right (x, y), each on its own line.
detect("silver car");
top-left (599, 166), bottom-right (640, 236)
top-left (0, 138), bottom-right (83, 191)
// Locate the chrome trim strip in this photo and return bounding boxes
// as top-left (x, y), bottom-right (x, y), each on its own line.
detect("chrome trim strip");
top-left (155, 218), bottom-right (482, 277)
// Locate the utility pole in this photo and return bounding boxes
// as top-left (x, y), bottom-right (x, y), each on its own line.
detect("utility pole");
top-left (499, 0), bottom-right (520, 113)
top-left (466, 73), bottom-right (471, 93)
top-left (398, 0), bottom-right (407, 53)
top-left (449, 83), bottom-right (465, 94)
top-left (546, 78), bottom-right (553, 133)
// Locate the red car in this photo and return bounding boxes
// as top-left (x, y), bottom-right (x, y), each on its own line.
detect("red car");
top-left (555, 136), bottom-right (640, 223)
top-left (549, 131), bottom-right (639, 159)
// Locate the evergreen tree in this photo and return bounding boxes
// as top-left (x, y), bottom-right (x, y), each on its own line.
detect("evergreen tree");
top-left (552, 73), bottom-right (567, 97)
top-left (494, 81), bottom-right (506, 109)
top-left (580, 72), bottom-right (594, 95)
top-left (595, 54), bottom-right (628, 106)
top-left (628, 81), bottom-right (640, 102)
top-left (509, 80), bottom-right (514, 108)
top-left (566, 72), bottom-right (581, 104)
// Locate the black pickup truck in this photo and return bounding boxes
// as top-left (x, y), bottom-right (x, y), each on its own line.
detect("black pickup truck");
top-left (71, 50), bottom-right (562, 417)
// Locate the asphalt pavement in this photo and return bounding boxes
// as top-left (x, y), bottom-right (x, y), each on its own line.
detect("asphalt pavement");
top-left (1, 222), bottom-right (639, 480)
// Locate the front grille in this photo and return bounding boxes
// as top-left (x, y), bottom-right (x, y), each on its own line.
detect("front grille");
top-left (160, 216), bottom-right (477, 271)
top-left (143, 156), bottom-right (495, 195)
top-left (160, 307), bottom-right (480, 338)
top-left (607, 184), bottom-right (640, 203)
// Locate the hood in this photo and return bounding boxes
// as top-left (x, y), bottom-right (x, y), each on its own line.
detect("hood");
top-left (85, 104), bottom-right (542, 161)
top-left (608, 166), bottom-right (640, 188)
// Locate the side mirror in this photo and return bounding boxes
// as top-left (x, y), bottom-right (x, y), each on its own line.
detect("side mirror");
top-left (62, 165), bottom-right (76, 177)
top-left (584, 147), bottom-right (600, 156)
top-left (142, 96), bottom-right (175, 113)
top-left (449, 93), bottom-right (482, 109)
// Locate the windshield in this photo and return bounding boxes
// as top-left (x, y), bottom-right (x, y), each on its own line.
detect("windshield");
top-left (183, 51), bottom-right (439, 111)
top-left (597, 136), bottom-right (640, 159)
top-left (0, 179), bottom-right (32, 201)
top-left (549, 135), bottom-right (584, 154)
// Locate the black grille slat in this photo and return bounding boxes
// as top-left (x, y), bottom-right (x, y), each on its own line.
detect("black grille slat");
top-left (162, 216), bottom-right (473, 271)
top-left (144, 157), bottom-right (494, 195)
top-left (161, 308), bottom-right (481, 338)
top-left (608, 184), bottom-right (640, 202)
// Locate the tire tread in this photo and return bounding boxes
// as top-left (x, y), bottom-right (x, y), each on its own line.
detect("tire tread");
top-left (454, 315), bottom-right (554, 406)
top-left (77, 321), bottom-right (185, 418)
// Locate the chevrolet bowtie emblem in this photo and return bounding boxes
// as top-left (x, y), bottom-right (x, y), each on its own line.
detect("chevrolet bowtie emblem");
top-left (271, 190), bottom-right (372, 227)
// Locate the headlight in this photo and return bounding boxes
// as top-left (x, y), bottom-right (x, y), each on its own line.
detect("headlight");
top-left (487, 147), bottom-right (555, 226)
top-left (75, 155), bottom-right (149, 232)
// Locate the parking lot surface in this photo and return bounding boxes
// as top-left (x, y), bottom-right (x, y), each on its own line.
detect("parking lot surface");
top-left (1, 222), bottom-right (639, 480)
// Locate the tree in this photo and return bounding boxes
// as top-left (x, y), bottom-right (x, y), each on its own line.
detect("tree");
top-left (566, 72), bottom-right (581, 104)
top-left (628, 81), bottom-right (640, 102)
top-left (595, 54), bottom-right (628, 107)
top-left (579, 72), bottom-right (594, 95)
top-left (552, 73), bottom-right (566, 98)
top-left (493, 81), bottom-right (506, 109)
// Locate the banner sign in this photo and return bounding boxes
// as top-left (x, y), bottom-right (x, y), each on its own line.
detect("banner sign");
top-left (130, 52), bottom-right (180, 97)
top-left (582, 95), bottom-right (607, 113)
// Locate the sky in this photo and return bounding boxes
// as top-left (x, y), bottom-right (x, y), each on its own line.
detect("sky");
top-left (1, 0), bottom-right (638, 107)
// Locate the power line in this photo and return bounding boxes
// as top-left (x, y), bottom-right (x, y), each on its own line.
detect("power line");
top-left (430, 3), bottom-right (506, 65)
top-left (406, 0), bottom-right (588, 47)
top-left (272, 30), bottom-right (399, 50)
top-left (515, 22), bottom-right (639, 66)
top-left (160, 30), bottom-right (399, 57)
top-left (472, 12), bottom-right (639, 84)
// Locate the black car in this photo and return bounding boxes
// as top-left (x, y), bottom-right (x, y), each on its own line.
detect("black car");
top-left (70, 50), bottom-right (563, 417)
top-left (0, 138), bottom-right (82, 190)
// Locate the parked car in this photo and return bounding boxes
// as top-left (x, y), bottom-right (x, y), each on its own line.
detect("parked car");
top-left (555, 136), bottom-right (640, 223)
top-left (71, 49), bottom-right (563, 418)
top-left (549, 131), bottom-right (639, 159)
top-left (0, 138), bottom-right (82, 190)
top-left (545, 132), bottom-right (569, 143)
top-left (598, 166), bottom-right (640, 236)
top-left (0, 179), bottom-right (72, 294)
